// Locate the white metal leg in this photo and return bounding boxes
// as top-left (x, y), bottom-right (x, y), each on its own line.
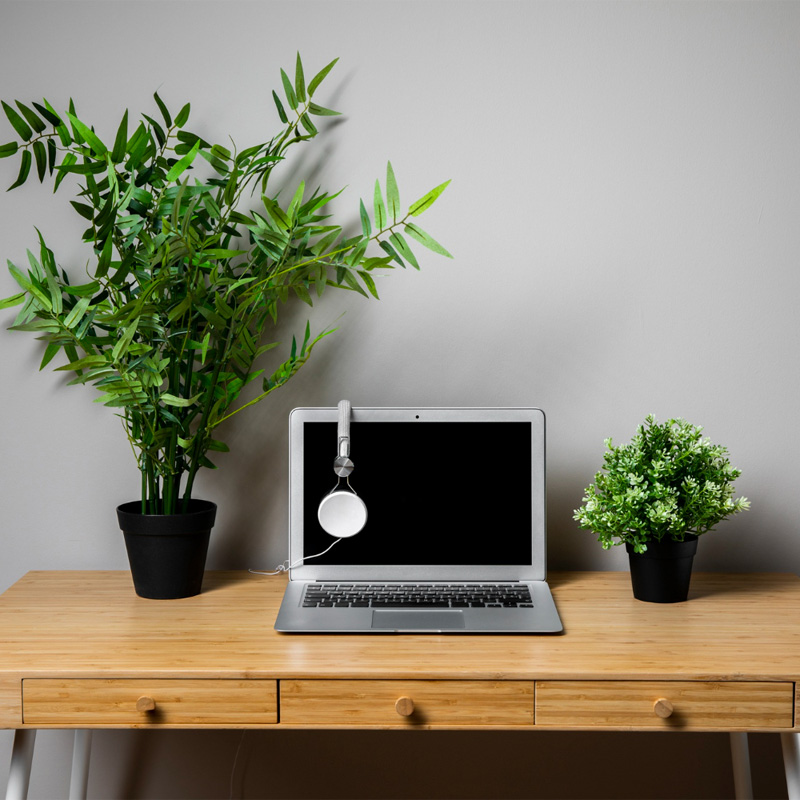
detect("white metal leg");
top-left (68, 730), bottom-right (92, 800)
top-left (4, 729), bottom-right (36, 800)
top-left (782, 732), bottom-right (800, 800)
top-left (729, 732), bottom-right (753, 799)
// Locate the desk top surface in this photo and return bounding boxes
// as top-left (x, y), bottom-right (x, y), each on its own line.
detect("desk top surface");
top-left (0, 570), bottom-right (798, 681)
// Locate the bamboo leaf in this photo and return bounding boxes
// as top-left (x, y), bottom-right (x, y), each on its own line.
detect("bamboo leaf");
top-left (0, 291), bottom-right (25, 310)
top-left (295, 52), bottom-right (306, 104)
top-left (153, 91), bottom-right (172, 128)
top-left (2, 101), bottom-right (32, 141)
top-left (308, 101), bottom-right (341, 117)
top-left (33, 100), bottom-right (62, 127)
top-left (32, 140), bottom-right (46, 182)
top-left (272, 91), bottom-right (288, 124)
top-left (174, 102), bottom-right (191, 128)
top-left (63, 296), bottom-right (91, 329)
top-left (162, 393), bottom-right (202, 407)
top-left (15, 101), bottom-right (46, 134)
top-left (111, 109), bottom-right (128, 163)
top-left (373, 179), bottom-right (386, 230)
top-left (111, 318), bottom-right (139, 361)
top-left (386, 161), bottom-right (400, 223)
top-left (8, 150), bottom-right (31, 190)
top-left (0, 141), bottom-right (18, 159)
top-left (281, 68), bottom-right (298, 110)
top-left (65, 111), bottom-right (107, 156)
top-left (39, 342), bottom-right (61, 371)
top-left (54, 354), bottom-right (107, 372)
top-left (409, 179), bottom-right (451, 216)
top-left (308, 57), bottom-right (339, 96)
top-left (390, 230), bottom-right (420, 269)
top-left (404, 222), bottom-right (453, 257)
top-left (165, 139), bottom-right (200, 181)
top-left (359, 199), bottom-right (371, 238)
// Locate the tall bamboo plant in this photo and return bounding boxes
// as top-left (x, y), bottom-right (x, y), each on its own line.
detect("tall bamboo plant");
top-left (0, 54), bottom-right (451, 514)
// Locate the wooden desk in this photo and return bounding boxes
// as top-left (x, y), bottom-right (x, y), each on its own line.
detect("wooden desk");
top-left (1, 571), bottom-right (799, 799)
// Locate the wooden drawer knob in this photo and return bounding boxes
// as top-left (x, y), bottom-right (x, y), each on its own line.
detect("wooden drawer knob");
top-left (395, 696), bottom-right (415, 717)
top-left (136, 695), bottom-right (156, 712)
top-left (653, 697), bottom-right (674, 718)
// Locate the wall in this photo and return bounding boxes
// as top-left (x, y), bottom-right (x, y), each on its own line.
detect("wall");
top-left (0, 1), bottom-right (797, 797)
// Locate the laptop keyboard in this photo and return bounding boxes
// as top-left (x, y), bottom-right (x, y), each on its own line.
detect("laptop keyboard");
top-left (302, 583), bottom-right (534, 608)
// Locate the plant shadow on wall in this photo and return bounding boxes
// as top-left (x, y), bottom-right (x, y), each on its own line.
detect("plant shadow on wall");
top-left (0, 53), bottom-right (451, 594)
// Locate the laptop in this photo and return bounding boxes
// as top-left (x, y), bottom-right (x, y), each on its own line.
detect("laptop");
top-left (274, 406), bottom-right (563, 633)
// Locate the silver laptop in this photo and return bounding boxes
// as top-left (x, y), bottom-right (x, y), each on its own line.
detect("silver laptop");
top-left (274, 406), bottom-right (563, 633)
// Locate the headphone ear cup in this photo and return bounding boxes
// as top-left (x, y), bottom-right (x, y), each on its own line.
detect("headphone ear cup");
top-left (318, 491), bottom-right (368, 538)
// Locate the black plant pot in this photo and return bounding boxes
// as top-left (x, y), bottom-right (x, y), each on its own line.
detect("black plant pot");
top-left (626, 535), bottom-right (698, 603)
top-left (117, 500), bottom-right (216, 599)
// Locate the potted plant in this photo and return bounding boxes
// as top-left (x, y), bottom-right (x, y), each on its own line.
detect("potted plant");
top-left (0, 54), bottom-right (451, 599)
top-left (573, 414), bottom-right (750, 602)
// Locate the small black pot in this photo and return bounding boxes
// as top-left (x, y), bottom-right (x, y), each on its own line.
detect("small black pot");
top-left (626, 534), bottom-right (698, 603)
top-left (117, 500), bottom-right (216, 599)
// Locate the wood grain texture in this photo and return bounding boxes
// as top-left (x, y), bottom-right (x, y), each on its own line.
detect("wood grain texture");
top-left (280, 680), bottom-right (534, 727)
top-left (0, 571), bottom-right (799, 731)
top-left (23, 679), bottom-right (277, 726)
top-left (535, 681), bottom-right (794, 730)
top-left (0, 571), bottom-right (798, 683)
top-left (0, 677), bottom-right (21, 727)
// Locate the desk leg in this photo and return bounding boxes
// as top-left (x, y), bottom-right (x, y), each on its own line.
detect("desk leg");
top-left (68, 730), bottom-right (92, 800)
top-left (729, 733), bottom-right (753, 799)
top-left (781, 732), bottom-right (800, 800)
top-left (4, 730), bottom-right (36, 800)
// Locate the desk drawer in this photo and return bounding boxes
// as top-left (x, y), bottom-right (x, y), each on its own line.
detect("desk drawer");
top-left (23, 679), bottom-right (277, 726)
top-left (281, 680), bottom-right (534, 726)
top-left (535, 681), bottom-right (794, 729)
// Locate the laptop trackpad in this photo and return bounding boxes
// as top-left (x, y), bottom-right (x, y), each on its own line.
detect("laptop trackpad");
top-left (371, 610), bottom-right (465, 631)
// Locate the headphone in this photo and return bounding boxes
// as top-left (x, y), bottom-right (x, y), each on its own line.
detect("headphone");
top-left (317, 400), bottom-right (368, 538)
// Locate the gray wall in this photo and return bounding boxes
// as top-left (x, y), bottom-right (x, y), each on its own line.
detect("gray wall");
top-left (0, 1), bottom-right (797, 797)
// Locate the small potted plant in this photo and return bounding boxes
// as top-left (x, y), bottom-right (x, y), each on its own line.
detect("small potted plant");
top-left (573, 415), bottom-right (750, 602)
top-left (0, 54), bottom-right (450, 599)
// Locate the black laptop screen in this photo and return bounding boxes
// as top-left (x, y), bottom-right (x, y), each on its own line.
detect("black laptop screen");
top-left (302, 421), bottom-right (533, 565)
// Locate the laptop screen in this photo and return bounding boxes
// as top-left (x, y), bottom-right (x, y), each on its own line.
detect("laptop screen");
top-left (302, 421), bottom-right (533, 566)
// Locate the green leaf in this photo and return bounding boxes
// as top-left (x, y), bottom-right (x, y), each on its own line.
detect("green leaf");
top-left (386, 161), bottom-right (400, 223)
top-left (164, 139), bottom-right (200, 181)
top-left (111, 318), bottom-right (139, 361)
top-left (54, 152), bottom-right (76, 192)
top-left (174, 102), bottom-right (191, 128)
top-left (308, 102), bottom-right (341, 117)
top-left (110, 109), bottom-right (128, 163)
top-left (0, 291), bottom-right (25, 310)
top-left (262, 196), bottom-right (290, 230)
top-left (7, 150), bottom-right (31, 190)
top-left (39, 342), bottom-right (61, 371)
top-left (2, 101), bottom-right (32, 141)
top-left (0, 141), bottom-right (18, 158)
top-left (373, 179), bottom-right (387, 230)
top-left (409, 179), bottom-right (451, 216)
top-left (65, 111), bottom-right (107, 156)
top-left (32, 140), bottom-right (46, 182)
top-left (161, 393), bottom-right (202, 407)
top-left (390, 231), bottom-right (420, 269)
top-left (404, 222), bottom-right (452, 257)
top-left (15, 101), bottom-right (46, 134)
top-left (33, 100), bottom-right (62, 127)
top-left (359, 199), bottom-right (371, 238)
top-left (55, 355), bottom-right (109, 375)
top-left (272, 91), bottom-right (288, 124)
top-left (308, 57), bottom-right (339, 96)
top-left (63, 296), bottom-right (91, 329)
top-left (70, 201), bottom-right (94, 220)
top-left (281, 68), bottom-right (298, 110)
top-left (295, 52), bottom-right (306, 104)
top-left (358, 270), bottom-right (379, 299)
top-left (153, 91), bottom-right (172, 128)
top-left (96, 234), bottom-right (113, 279)
top-left (299, 113), bottom-right (317, 136)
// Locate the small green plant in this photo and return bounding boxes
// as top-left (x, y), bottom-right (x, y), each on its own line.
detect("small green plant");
top-left (574, 415), bottom-right (750, 553)
top-left (0, 54), bottom-right (451, 515)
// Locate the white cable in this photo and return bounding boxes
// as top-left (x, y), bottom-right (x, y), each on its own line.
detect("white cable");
top-left (249, 536), bottom-right (341, 576)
